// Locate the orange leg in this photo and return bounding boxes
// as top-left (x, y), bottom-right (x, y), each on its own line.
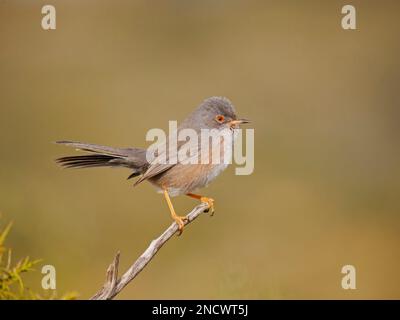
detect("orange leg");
top-left (163, 189), bottom-right (187, 235)
top-left (186, 193), bottom-right (215, 216)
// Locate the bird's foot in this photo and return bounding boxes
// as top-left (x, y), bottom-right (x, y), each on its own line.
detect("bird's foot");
top-left (173, 215), bottom-right (188, 235)
top-left (200, 197), bottom-right (215, 216)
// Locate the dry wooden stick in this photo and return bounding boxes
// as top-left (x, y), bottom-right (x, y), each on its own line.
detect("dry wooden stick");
top-left (91, 203), bottom-right (209, 300)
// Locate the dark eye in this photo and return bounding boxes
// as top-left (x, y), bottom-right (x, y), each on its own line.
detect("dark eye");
top-left (215, 115), bottom-right (225, 123)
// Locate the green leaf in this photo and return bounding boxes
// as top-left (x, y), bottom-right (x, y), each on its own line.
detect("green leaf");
top-left (0, 222), bottom-right (12, 247)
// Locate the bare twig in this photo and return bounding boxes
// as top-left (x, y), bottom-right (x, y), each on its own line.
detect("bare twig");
top-left (91, 203), bottom-right (209, 300)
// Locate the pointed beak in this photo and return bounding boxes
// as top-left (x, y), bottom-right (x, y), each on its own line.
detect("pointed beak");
top-left (229, 118), bottom-right (250, 126)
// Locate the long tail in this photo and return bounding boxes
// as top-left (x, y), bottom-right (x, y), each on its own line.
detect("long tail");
top-left (55, 141), bottom-right (148, 179)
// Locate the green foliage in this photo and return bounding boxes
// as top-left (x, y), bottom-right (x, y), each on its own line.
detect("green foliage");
top-left (0, 220), bottom-right (78, 300)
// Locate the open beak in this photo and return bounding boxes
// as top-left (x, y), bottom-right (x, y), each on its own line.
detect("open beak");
top-left (229, 118), bottom-right (250, 126)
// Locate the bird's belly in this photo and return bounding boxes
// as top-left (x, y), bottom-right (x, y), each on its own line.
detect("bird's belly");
top-left (149, 163), bottom-right (228, 197)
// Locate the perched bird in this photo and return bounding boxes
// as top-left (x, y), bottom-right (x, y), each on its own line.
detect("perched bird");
top-left (56, 97), bottom-right (249, 234)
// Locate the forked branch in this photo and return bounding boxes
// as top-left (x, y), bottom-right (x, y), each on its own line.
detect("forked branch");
top-left (91, 203), bottom-right (209, 300)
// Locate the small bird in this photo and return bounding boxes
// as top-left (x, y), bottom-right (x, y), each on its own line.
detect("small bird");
top-left (56, 97), bottom-right (249, 234)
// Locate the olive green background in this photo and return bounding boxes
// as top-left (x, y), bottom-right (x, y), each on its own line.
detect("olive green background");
top-left (1, 0), bottom-right (399, 299)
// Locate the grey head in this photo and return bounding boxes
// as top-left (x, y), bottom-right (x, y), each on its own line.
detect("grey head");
top-left (179, 96), bottom-right (249, 131)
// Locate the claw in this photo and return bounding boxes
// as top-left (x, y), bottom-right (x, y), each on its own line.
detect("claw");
top-left (186, 193), bottom-right (215, 217)
top-left (200, 197), bottom-right (215, 216)
top-left (174, 215), bottom-right (188, 235)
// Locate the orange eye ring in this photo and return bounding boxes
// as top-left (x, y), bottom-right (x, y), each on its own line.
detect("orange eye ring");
top-left (215, 115), bottom-right (225, 123)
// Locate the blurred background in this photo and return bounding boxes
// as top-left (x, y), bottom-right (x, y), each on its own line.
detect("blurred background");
top-left (1, 0), bottom-right (399, 299)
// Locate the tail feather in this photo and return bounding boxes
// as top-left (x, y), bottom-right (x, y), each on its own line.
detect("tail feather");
top-left (56, 154), bottom-right (123, 169)
top-left (55, 140), bottom-right (148, 177)
top-left (55, 140), bottom-right (138, 157)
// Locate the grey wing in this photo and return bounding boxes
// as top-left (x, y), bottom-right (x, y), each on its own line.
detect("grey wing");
top-left (133, 131), bottom-right (204, 186)
top-left (133, 118), bottom-right (210, 186)
top-left (133, 135), bottom-right (187, 186)
top-left (134, 163), bottom-right (174, 186)
top-left (133, 143), bottom-right (175, 185)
